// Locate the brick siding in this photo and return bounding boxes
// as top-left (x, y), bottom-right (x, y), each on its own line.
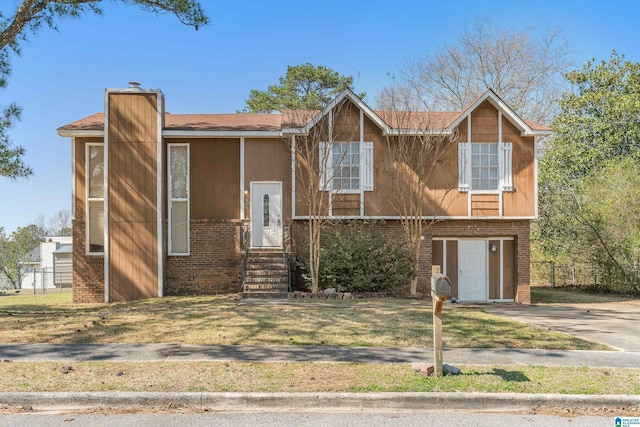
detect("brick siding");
top-left (72, 220), bottom-right (105, 303)
top-left (165, 219), bottom-right (241, 295)
top-left (292, 219), bottom-right (531, 303)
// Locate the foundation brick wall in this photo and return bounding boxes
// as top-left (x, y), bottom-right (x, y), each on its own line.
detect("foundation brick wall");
top-left (291, 219), bottom-right (531, 303)
top-left (72, 220), bottom-right (105, 303)
top-left (165, 219), bottom-right (241, 295)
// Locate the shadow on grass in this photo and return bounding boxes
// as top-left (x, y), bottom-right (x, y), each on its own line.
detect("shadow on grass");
top-left (0, 295), bottom-right (606, 350)
top-left (491, 368), bottom-right (530, 382)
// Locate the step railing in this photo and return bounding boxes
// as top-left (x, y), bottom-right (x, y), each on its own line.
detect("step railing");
top-left (239, 222), bottom-right (250, 293)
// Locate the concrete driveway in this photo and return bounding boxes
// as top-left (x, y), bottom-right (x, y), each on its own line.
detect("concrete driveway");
top-left (484, 303), bottom-right (640, 351)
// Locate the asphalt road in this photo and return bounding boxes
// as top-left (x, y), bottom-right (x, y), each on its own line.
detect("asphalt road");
top-left (485, 302), bottom-right (640, 351)
top-left (0, 410), bottom-right (619, 427)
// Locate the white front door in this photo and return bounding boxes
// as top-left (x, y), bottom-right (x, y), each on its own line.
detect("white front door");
top-left (458, 240), bottom-right (488, 301)
top-left (250, 182), bottom-right (283, 248)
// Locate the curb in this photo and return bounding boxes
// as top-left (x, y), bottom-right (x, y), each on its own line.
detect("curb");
top-left (2, 392), bottom-right (640, 412)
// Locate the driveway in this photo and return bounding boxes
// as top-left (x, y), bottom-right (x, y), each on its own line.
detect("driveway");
top-left (484, 303), bottom-right (640, 351)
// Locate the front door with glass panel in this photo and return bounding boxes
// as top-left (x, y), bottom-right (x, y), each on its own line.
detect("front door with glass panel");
top-left (250, 182), bottom-right (282, 248)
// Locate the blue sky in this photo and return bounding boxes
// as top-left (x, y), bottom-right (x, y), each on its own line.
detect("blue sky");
top-left (0, 0), bottom-right (639, 233)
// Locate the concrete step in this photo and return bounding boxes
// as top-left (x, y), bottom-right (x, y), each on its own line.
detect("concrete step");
top-left (246, 263), bottom-right (287, 270)
top-left (244, 277), bottom-right (288, 285)
top-left (246, 257), bottom-right (286, 264)
top-left (245, 269), bottom-right (288, 277)
top-left (243, 283), bottom-right (289, 292)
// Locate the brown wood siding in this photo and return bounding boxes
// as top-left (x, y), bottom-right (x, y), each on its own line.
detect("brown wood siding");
top-left (291, 100), bottom-right (535, 219)
top-left (471, 101), bottom-right (499, 143)
top-left (332, 193), bottom-right (360, 216)
top-left (333, 101), bottom-right (360, 141)
top-left (294, 102), bottom-right (362, 217)
top-left (107, 92), bottom-right (159, 302)
top-left (502, 117), bottom-right (535, 217)
top-left (503, 239), bottom-right (515, 299)
top-left (189, 139), bottom-right (240, 219)
top-left (471, 194), bottom-right (500, 217)
top-left (245, 138), bottom-right (291, 221)
top-left (489, 240), bottom-right (500, 299)
top-left (446, 240), bottom-right (458, 298)
top-left (365, 116), bottom-right (466, 217)
top-left (432, 240), bottom-right (443, 273)
top-left (427, 136), bottom-right (468, 217)
top-left (362, 115), bottom-right (395, 216)
top-left (293, 139), bottom-right (329, 217)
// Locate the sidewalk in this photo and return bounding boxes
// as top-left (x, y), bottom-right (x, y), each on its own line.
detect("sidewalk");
top-left (1, 343), bottom-right (639, 368)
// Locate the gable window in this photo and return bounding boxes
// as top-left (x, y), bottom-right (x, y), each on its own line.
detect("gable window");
top-left (86, 144), bottom-right (104, 254)
top-left (168, 143), bottom-right (189, 255)
top-left (332, 142), bottom-right (360, 191)
top-left (458, 142), bottom-right (513, 192)
top-left (471, 143), bottom-right (499, 190)
top-left (319, 141), bottom-right (374, 193)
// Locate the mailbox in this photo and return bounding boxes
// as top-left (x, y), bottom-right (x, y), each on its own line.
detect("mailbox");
top-left (431, 273), bottom-right (451, 297)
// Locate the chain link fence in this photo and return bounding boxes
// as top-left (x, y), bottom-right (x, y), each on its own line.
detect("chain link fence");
top-left (532, 260), bottom-right (640, 293)
top-left (21, 267), bottom-right (70, 294)
top-left (531, 261), bottom-right (602, 287)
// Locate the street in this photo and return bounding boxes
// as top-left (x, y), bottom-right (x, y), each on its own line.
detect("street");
top-left (0, 410), bottom-right (617, 427)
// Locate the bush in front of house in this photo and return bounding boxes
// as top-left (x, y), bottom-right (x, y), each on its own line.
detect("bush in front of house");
top-left (314, 221), bottom-right (414, 293)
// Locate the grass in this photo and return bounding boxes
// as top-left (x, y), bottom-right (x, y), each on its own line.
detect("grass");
top-left (0, 361), bottom-right (638, 394)
top-left (531, 285), bottom-right (640, 305)
top-left (0, 292), bottom-right (607, 350)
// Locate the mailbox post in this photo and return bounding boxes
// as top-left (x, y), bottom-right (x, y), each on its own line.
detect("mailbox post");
top-left (431, 273), bottom-right (451, 377)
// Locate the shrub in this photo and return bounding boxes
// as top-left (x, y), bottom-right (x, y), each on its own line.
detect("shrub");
top-left (310, 221), bottom-right (413, 293)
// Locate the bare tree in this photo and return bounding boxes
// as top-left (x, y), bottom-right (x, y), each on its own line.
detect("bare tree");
top-left (379, 86), bottom-right (459, 295)
top-left (382, 18), bottom-right (573, 124)
top-left (283, 98), bottom-right (359, 293)
top-left (48, 209), bottom-right (72, 236)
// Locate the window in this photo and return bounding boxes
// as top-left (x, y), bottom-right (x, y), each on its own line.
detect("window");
top-left (168, 144), bottom-right (189, 255)
top-left (471, 143), bottom-right (499, 191)
top-left (263, 194), bottom-right (270, 227)
top-left (458, 142), bottom-right (513, 193)
top-left (319, 141), bottom-right (373, 193)
top-left (86, 144), bottom-right (104, 254)
top-left (332, 142), bottom-right (360, 191)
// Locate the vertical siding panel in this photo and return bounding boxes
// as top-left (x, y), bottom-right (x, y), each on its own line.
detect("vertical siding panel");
top-left (489, 240), bottom-right (500, 299)
top-left (111, 222), bottom-right (121, 302)
top-left (432, 240), bottom-right (443, 273)
top-left (107, 92), bottom-right (160, 301)
top-left (503, 240), bottom-right (515, 299)
top-left (75, 139), bottom-right (85, 221)
top-left (446, 240), bottom-right (458, 299)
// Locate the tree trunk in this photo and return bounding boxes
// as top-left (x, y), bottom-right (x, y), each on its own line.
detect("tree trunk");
top-left (308, 217), bottom-right (320, 293)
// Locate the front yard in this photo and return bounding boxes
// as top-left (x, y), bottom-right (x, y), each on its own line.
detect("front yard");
top-left (0, 292), bottom-right (606, 350)
top-left (2, 291), bottom-right (636, 397)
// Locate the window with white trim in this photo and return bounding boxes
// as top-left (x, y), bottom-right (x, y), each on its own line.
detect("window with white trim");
top-left (319, 141), bottom-right (374, 193)
top-left (471, 143), bottom-right (499, 190)
top-left (168, 144), bottom-right (189, 255)
top-left (458, 142), bottom-right (513, 192)
top-left (86, 144), bottom-right (104, 254)
top-left (332, 141), bottom-right (360, 191)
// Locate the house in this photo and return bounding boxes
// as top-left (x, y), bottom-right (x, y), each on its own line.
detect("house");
top-left (57, 83), bottom-right (551, 304)
top-left (20, 236), bottom-right (73, 289)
